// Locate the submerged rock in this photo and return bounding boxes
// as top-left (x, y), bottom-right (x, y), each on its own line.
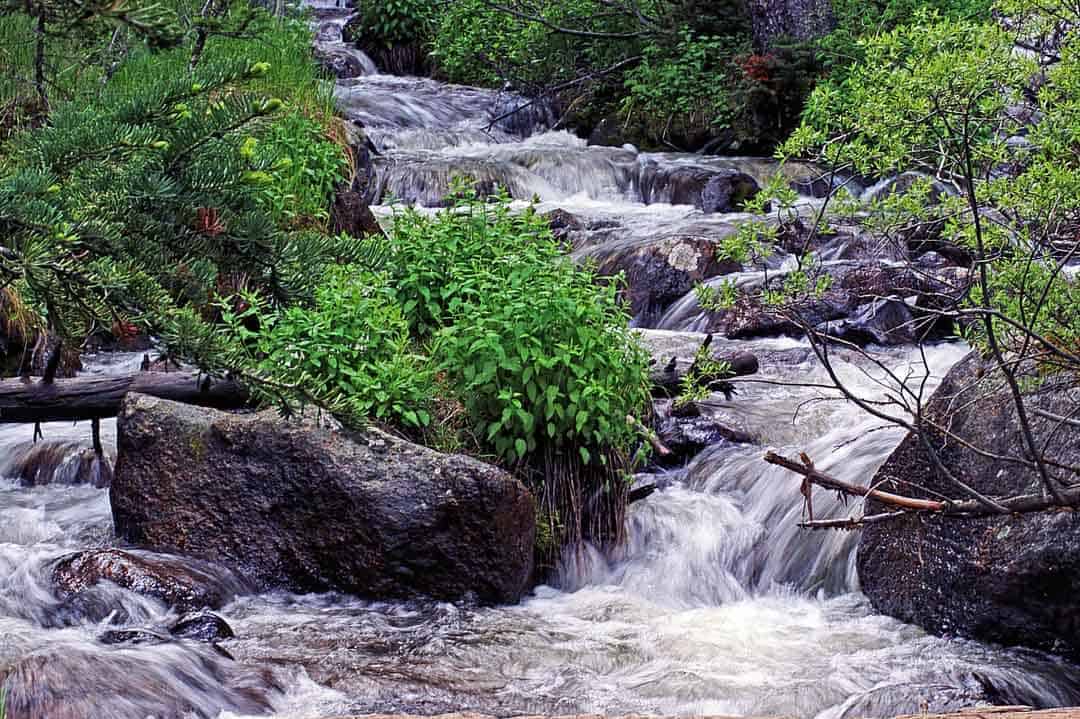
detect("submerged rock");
top-left (170, 611), bottom-right (235, 643)
top-left (51, 548), bottom-right (245, 617)
top-left (653, 399), bottom-right (755, 465)
top-left (859, 352), bottom-right (1080, 659)
top-left (0, 440), bottom-right (113, 488)
top-left (0, 643), bottom-right (276, 719)
top-left (818, 298), bottom-right (917, 346)
top-left (639, 164), bottom-right (760, 213)
top-left (111, 394), bottom-right (536, 603)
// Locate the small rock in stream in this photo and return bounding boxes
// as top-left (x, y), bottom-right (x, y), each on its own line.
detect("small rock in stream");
top-left (51, 548), bottom-right (247, 618)
top-left (170, 611), bottom-right (235, 643)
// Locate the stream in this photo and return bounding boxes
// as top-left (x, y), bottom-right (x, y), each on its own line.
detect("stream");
top-left (3, 5), bottom-right (1080, 718)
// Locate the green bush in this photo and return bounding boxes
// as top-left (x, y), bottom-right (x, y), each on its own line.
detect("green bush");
top-left (350, 0), bottom-right (435, 48)
top-left (252, 110), bottom-right (347, 225)
top-left (622, 31), bottom-right (743, 136)
top-left (386, 189), bottom-right (651, 466)
top-left (219, 266), bottom-right (435, 430)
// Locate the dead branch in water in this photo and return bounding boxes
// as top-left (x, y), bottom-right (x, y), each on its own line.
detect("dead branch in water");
top-left (764, 451), bottom-right (1080, 528)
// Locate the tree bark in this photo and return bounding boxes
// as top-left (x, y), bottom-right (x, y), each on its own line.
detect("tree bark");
top-left (0, 371), bottom-right (249, 423)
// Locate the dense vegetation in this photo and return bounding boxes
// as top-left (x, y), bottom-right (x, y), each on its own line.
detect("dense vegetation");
top-left (3, 0), bottom-right (1078, 558)
top-left (0, 0), bottom-right (653, 560)
top-left (415, 0), bottom-right (994, 151)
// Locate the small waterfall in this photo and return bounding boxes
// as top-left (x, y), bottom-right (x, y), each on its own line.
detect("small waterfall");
top-left (0, 441), bottom-right (113, 488)
top-left (335, 76), bottom-right (554, 142)
top-left (369, 133), bottom-right (638, 206)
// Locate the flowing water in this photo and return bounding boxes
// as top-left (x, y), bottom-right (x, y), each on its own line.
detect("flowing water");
top-left (3, 7), bottom-right (1080, 719)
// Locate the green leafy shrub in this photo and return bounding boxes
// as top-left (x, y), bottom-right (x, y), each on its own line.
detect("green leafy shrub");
top-left (387, 189), bottom-right (652, 465)
top-left (622, 31), bottom-right (743, 139)
top-left (348, 0), bottom-right (435, 48)
top-left (251, 110), bottom-right (347, 225)
top-left (219, 266), bottom-right (435, 429)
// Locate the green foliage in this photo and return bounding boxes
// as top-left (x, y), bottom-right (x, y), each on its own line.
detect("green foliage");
top-left (785, 14), bottom-right (1027, 178)
top-left (219, 266), bottom-right (435, 430)
top-left (386, 188), bottom-right (652, 464)
top-left (622, 31), bottom-right (743, 134)
top-left (0, 0), bottom-right (348, 367)
top-left (433, 0), bottom-right (631, 86)
top-left (674, 344), bottom-right (732, 408)
top-left (822, 0), bottom-right (992, 74)
top-left (352, 0), bottom-right (435, 48)
top-left (251, 110), bottom-right (347, 225)
top-left (784, 6), bottom-right (1080, 360)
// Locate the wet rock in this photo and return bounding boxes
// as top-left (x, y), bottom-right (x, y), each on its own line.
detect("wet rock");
top-left (818, 298), bottom-right (917, 346)
top-left (593, 235), bottom-right (742, 320)
top-left (708, 293), bottom-right (848, 339)
top-left (866, 171), bottom-right (951, 204)
top-left (313, 46), bottom-right (374, 79)
top-left (859, 352), bottom-right (1080, 660)
top-left (587, 116), bottom-right (628, 147)
top-left (51, 548), bottom-right (246, 615)
top-left (653, 399), bottom-right (755, 465)
top-left (171, 611), bottom-right (235, 643)
top-left (98, 628), bottom-right (169, 645)
top-left (639, 164), bottom-right (760, 213)
top-left (635, 329), bottom-right (759, 395)
top-left (111, 394), bottom-right (536, 603)
top-left (0, 644), bottom-right (276, 719)
top-left (330, 188), bottom-right (382, 238)
top-left (0, 441), bottom-right (113, 488)
top-left (544, 208), bottom-right (585, 245)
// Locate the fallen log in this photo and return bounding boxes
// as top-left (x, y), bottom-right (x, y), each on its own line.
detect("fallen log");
top-left (764, 451), bottom-right (1080, 524)
top-left (0, 371), bottom-right (249, 423)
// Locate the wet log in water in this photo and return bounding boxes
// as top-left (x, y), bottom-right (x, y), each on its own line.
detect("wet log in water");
top-left (0, 372), bottom-right (249, 423)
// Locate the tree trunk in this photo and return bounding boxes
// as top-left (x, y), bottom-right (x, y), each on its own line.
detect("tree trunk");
top-left (0, 371), bottom-right (249, 423)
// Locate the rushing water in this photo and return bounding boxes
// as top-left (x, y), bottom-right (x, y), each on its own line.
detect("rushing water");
top-left (3, 6), bottom-right (1080, 719)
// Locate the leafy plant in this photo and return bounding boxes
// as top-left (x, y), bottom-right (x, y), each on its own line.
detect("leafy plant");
top-left (387, 186), bottom-right (652, 465)
top-left (349, 0), bottom-right (434, 48)
top-left (251, 110), bottom-right (347, 225)
top-left (218, 265), bottom-right (435, 430)
top-left (674, 343), bottom-right (732, 408)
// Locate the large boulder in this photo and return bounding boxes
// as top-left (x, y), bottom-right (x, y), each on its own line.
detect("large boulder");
top-left (111, 394), bottom-right (536, 604)
top-left (858, 352), bottom-right (1080, 659)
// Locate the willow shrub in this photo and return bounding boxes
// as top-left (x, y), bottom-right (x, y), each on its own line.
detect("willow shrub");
top-left (386, 189), bottom-right (652, 556)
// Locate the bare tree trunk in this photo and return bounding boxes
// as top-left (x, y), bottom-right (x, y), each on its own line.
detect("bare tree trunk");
top-left (33, 7), bottom-right (49, 113)
top-left (0, 371), bottom-right (249, 423)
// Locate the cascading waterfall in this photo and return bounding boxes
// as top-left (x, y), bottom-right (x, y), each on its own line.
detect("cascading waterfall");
top-left (3, 4), bottom-right (1080, 718)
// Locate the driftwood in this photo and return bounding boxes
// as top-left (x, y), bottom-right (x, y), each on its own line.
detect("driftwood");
top-left (764, 451), bottom-right (1080, 529)
top-left (0, 371), bottom-right (249, 423)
